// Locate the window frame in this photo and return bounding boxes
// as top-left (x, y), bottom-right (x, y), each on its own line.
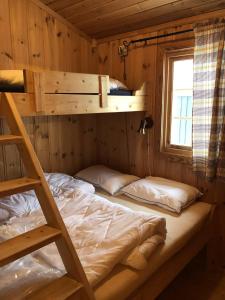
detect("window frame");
top-left (161, 48), bottom-right (194, 159)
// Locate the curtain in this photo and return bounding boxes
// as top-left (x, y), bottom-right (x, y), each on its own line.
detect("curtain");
top-left (193, 19), bottom-right (225, 180)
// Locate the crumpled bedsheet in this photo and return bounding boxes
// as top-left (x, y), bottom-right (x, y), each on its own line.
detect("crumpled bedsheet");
top-left (0, 189), bottom-right (166, 298)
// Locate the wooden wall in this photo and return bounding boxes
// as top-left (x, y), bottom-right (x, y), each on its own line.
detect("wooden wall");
top-left (96, 18), bottom-right (225, 205)
top-left (0, 0), bottom-right (224, 266)
top-left (0, 0), bottom-right (98, 179)
top-left (96, 18), bottom-right (225, 266)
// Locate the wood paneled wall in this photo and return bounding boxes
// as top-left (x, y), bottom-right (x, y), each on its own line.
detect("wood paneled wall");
top-left (96, 21), bottom-right (225, 265)
top-left (0, 0), bottom-right (98, 179)
top-left (96, 22), bottom-right (225, 205)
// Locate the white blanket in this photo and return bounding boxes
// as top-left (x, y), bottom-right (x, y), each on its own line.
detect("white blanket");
top-left (0, 189), bottom-right (166, 298)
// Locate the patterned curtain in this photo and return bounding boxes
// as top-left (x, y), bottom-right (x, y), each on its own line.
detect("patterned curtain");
top-left (193, 19), bottom-right (225, 180)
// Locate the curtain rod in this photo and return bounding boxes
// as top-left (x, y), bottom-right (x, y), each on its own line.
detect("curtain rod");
top-left (123, 28), bottom-right (193, 47)
top-left (119, 28), bottom-right (194, 80)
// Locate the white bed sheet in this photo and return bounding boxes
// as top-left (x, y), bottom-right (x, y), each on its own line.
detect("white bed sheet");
top-left (0, 189), bottom-right (166, 299)
top-left (94, 189), bottom-right (212, 300)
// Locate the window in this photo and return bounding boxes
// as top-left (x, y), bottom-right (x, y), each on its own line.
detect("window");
top-left (161, 49), bottom-right (193, 158)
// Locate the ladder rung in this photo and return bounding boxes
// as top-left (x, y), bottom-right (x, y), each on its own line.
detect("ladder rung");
top-left (0, 134), bottom-right (23, 144)
top-left (0, 177), bottom-right (41, 197)
top-left (27, 275), bottom-right (83, 300)
top-left (0, 225), bottom-right (61, 267)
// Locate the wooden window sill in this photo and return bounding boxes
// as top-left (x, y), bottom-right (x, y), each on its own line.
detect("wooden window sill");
top-left (161, 148), bottom-right (192, 165)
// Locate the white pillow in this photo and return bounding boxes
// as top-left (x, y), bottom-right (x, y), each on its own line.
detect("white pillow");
top-left (45, 173), bottom-right (95, 196)
top-left (109, 78), bottom-right (129, 90)
top-left (75, 165), bottom-right (139, 195)
top-left (121, 176), bottom-right (202, 213)
top-left (0, 208), bottom-right (10, 223)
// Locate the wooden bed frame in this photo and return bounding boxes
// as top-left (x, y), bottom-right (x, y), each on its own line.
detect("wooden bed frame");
top-left (128, 210), bottom-right (214, 300)
top-left (93, 204), bottom-right (215, 300)
top-left (5, 70), bottom-right (148, 116)
top-left (0, 72), bottom-right (215, 299)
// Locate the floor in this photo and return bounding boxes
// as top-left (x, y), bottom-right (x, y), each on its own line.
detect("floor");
top-left (157, 253), bottom-right (225, 300)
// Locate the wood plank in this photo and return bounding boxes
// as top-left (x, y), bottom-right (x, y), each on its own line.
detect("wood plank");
top-left (28, 275), bottom-right (83, 300)
top-left (44, 94), bottom-right (147, 115)
top-left (0, 135), bottom-right (23, 145)
top-left (56, 0), bottom-right (113, 18)
top-left (80, 37), bottom-right (91, 73)
top-left (79, 115), bottom-right (97, 169)
top-left (43, 71), bottom-right (109, 94)
top-left (0, 0), bottom-right (13, 69)
top-left (55, 19), bottom-right (70, 71)
top-left (0, 225), bottom-right (61, 267)
top-left (0, 119), bottom-right (6, 180)
top-left (33, 116), bottom-right (51, 172)
top-left (8, 92), bottom-right (147, 116)
top-left (0, 177), bottom-right (41, 197)
top-left (75, 4), bottom-right (142, 31)
top-left (99, 75), bottom-right (109, 108)
top-left (48, 0), bottom-right (79, 12)
top-left (1, 119), bottom-right (23, 180)
top-left (27, 1), bottom-right (45, 69)
top-left (9, 0), bottom-right (29, 68)
top-left (42, 11), bottom-right (58, 70)
top-left (33, 72), bottom-right (45, 112)
top-left (14, 94), bottom-right (36, 116)
top-left (47, 115), bottom-right (61, 172)
top-left (70, 31), bottom-right (82, 72)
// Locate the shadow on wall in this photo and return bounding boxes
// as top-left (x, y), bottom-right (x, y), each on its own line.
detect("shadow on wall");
top-left (0, 70), bottom-right (24, 92)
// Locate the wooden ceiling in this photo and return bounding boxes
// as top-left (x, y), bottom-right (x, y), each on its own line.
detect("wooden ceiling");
top-left (41, 0), bottom-right (225, 38)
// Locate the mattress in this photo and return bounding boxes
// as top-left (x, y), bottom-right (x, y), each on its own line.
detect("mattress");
top-left (109, 90), bottom-right (133, 96)
top-left (0, 187), bottom-right (212, 300)
top-left (94, 189), bottom-right (212, 300)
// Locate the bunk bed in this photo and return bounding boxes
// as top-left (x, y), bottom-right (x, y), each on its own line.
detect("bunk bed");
top-left (0, 70), bottom-right (148, 116)
top-left (0, 71), bottom-right (215, 300)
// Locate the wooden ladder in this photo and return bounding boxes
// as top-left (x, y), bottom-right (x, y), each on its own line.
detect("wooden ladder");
top-left (0, 93), bottom-right (95, 300)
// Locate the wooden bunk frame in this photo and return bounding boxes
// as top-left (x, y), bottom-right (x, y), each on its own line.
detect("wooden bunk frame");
top-left (0, 72), bottom-right (215, 300)
top-left (11, 70), bottom-right (148, 116)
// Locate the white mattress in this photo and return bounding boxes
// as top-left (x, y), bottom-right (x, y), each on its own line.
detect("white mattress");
top-left (94, 189), bottom-right (212, 300)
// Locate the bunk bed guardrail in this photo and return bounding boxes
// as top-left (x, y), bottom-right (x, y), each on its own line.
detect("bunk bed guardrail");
top-left (0, 70), bottom-right (148, 116)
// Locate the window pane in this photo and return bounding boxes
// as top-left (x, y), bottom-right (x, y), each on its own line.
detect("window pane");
top-left (173, 59), bottom-right (193, 90)
top-left (170, 58), bottom-right (193, 147)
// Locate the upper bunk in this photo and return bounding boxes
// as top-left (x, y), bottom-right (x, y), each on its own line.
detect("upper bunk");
top-left (0, 70), bottom-right (148, 116)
